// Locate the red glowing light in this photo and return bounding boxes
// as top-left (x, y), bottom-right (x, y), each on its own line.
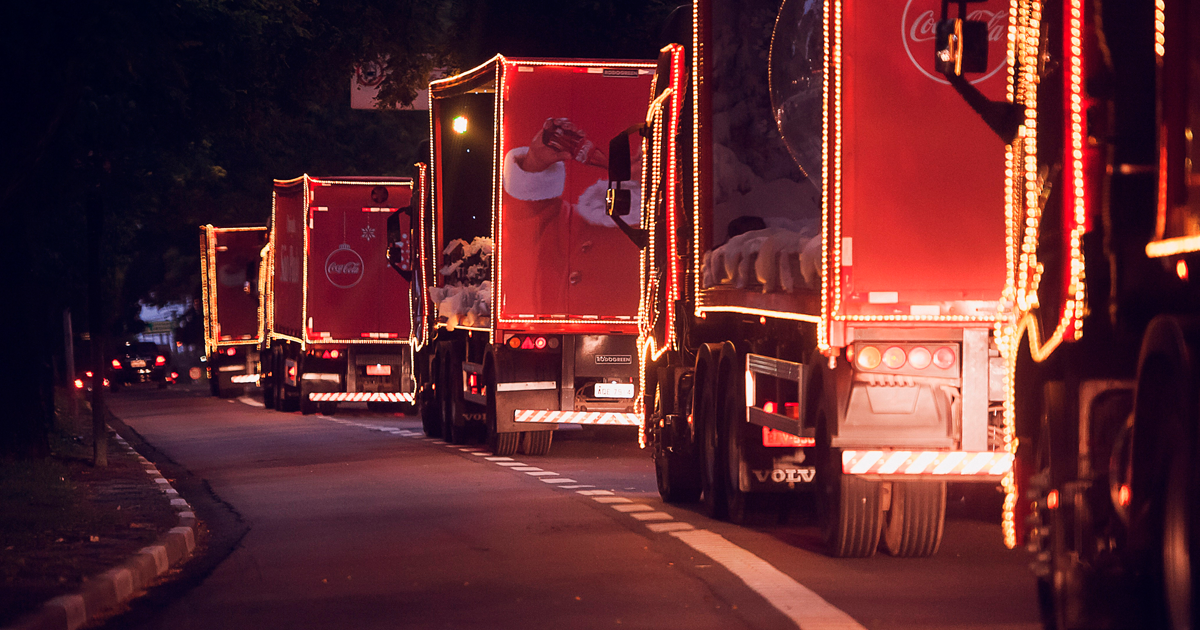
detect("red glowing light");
top-left (226, 347), bottom-right (237, 356)
top-left (112, 359), bottom-right (122, 369)
top-left (1047, 489), bottom-right (1059, 510)
top-left (881, 347), bottom-right (906, 369)
top-left (330, 350), bottom-right (340, 359)
top-left (933, 347), bottom-right (956, 369)
top-left (763, 401), bottom-right (777, 414)
top-left (534, 337), bottom-right (547, 349)
top-left (156, 355), bottom-right (167, 366)
top-left (74, 379), bottom-right (84, 389)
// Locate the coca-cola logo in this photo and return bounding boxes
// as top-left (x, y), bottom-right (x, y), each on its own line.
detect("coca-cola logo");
top-left (325, 244), bottom-right (364, 289)
top-left (901, 0), bottom-right (1008, 85)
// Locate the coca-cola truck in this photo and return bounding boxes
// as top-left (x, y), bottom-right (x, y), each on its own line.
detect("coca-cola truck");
top-left (260, 174), bottom-right (422, 415)
top-left (990, 0), bottom-right (1199, 626)
top-left (200, 224), bottom-right (266, 397)
top-left (417, 56), bottom-right (655, 455)
top-left (604, 0), bottom-right (1016, 557)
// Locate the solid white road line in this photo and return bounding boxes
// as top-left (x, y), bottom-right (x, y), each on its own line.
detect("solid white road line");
top-left (671, 529), bottom-right (867, 630)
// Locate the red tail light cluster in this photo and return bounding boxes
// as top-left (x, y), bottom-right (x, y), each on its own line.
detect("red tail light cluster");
top-left (320, 350), bottom-right (341, 359)
top-left (853, 344), bottom-right (956, 372)
top-left (225, 347), bottom-right (237, 356)
top-left (111, 359), bottom-right (122, 369)
top-left (155, 355), bottom-right (167, 366)
top-left (506, 335), bottom-right (559, 350)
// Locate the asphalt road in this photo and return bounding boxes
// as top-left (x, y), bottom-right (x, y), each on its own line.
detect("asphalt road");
top-left (105, 385), bottom-right (1042, 630)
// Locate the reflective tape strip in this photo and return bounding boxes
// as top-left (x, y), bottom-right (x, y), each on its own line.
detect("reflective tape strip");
top-left (361, 207), bottom-right (399, 213)
top-left (230, 374), bottom-right (260, 384)
top-left (308, 392), bottom-right (414, 402)
top-left (513, 410), bottom-right (640, 426)
top-left (842, 450), bottom-right (1014, 476)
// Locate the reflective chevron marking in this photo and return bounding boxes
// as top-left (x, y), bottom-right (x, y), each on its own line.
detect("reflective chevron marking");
top-left (512, 409), bottom-right (640, 425)
top-left (842, 450), bottom-right (1014, 477)
top-left (308, 392), bottom-right (414, 402)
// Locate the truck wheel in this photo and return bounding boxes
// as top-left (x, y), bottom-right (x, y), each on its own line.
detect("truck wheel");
top-left (699, 378), bottom-right (728, 520)
top-left (652, 377), bottom-right (702, 503)
top-left (1161, 442), bottom-right (1195, 630)
top-left (486, 370), bottom-right (519, 456)
top-left (319, 402), bottom-right (338, 416)
top-left (519, 430), bottom-right (553, 456)
top-left (421, 391), bottom-right (442, 437)
top-left (300, 390), bottom-right (318, 415)
top-left (722, 361), bottom-right (751, 524)
top-left (881, 481), bottom-right (946, 557)
top-left (441, 348), bottom-right (467, 444)
top-left (820, 470), bottom-right (883, 558)
top-left (262, 355), bottom-right (276, 409)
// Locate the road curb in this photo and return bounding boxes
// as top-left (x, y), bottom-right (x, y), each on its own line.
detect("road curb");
top-left (3, 430), bottom-right (198, 630)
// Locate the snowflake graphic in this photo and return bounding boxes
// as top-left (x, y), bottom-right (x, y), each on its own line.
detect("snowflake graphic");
top-left (361, 225), bottom-right (376, 241)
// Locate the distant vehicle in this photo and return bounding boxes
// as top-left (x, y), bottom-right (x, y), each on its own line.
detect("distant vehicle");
top-left (73, 368), bottom-right (112, 393)
top-left (418, 56), bottom-right (656, 456)
top-left (112, 341), bottom-right (170, 387)
top-left (200, 224), bottom-right (267, 398)
top-left (259, 175), bottom-right (422, 415)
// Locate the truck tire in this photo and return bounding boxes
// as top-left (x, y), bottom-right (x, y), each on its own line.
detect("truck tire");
top-left (821, 471), bottom-right (883, 558)
top-left (485, 364), bottom-right (519, 455)
top-left (722, 356), bottom-right (751, 524)
top-left (1161, 441), bottom-right (1196, 630)
top-left (440, 344), bottom-right (467, 445)
top-left (262, 354), bottom-right (276, 409)
top-left (699, 373), bottom-right (728, 520)
top-left (881, 481), bottom-right (946, 557)
top-left (519, 430), bottom-right (553, 456)
top-left (319, 402), bottom-right (338, 415)
top-left (421, 390), bottom-right (442, 437)
top-left (654, 378), bottom-right (703, 503)
top-left (300, 388), bottom-right (318, 415)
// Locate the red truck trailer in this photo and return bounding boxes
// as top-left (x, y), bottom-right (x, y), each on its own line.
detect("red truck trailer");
top-left (417, 56), bottom-right (655, 455)
top-left (260, 174), bottom-right (422, 415)
top-left (605, 0), bottom-right (1016, 557)
top-left (991, 0), bottom-right (1199, 626)
top-left (201, 224), bottom-right (267, 397)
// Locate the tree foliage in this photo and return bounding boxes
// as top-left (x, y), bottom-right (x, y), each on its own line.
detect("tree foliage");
top-left (1, 0), bottom-right (679, 455)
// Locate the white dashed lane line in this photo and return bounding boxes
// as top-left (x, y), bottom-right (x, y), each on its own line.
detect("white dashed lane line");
top-left (312, 415), bottom-right (867, 630)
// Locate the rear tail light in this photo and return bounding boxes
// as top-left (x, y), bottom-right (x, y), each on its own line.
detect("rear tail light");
top-left (155, 355), bottom-right (167, 366)
top-left (506, 335), bottom-right (560, 350)
top-left (856, 346), bottom-right (882, 369)
top-left (907, 346), bottom-right (932, 369)
top-left (85, 370), bottom-right (94, 378)
top-left (74, 379), bottom-right (84, 389)
top-left (288, 365), bottom-right (297, 379)
top-left (763, 401), bottom-right (777, 414)
top-left (170, 372), bottom-right (178, 381)
top-left (330, 350), bottom-right (340, 359)
top-left (111, 359), bottom-right (122, 369)
top-left (468, 372), bottom-right (478, 387)
top-left (226, 347), bottom-right (236, 356)
top-left (933, 347), bottom-right (955, 369)
top-left (881, 347), bottom-right (906, 369)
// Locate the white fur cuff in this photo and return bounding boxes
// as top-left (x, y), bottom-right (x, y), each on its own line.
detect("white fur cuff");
top-left (504, 147), bottom-right (566, 201)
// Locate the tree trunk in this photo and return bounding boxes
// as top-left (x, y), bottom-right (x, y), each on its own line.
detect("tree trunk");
top-left (88, 190), bottom-right (108, 467)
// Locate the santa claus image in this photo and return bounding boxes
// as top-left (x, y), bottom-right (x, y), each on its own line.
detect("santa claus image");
top-left (500, 116), bottom-right (641, 319)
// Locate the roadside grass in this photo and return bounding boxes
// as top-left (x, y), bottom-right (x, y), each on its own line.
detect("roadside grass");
top-left (0, 388), bottom-right (178, 626)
